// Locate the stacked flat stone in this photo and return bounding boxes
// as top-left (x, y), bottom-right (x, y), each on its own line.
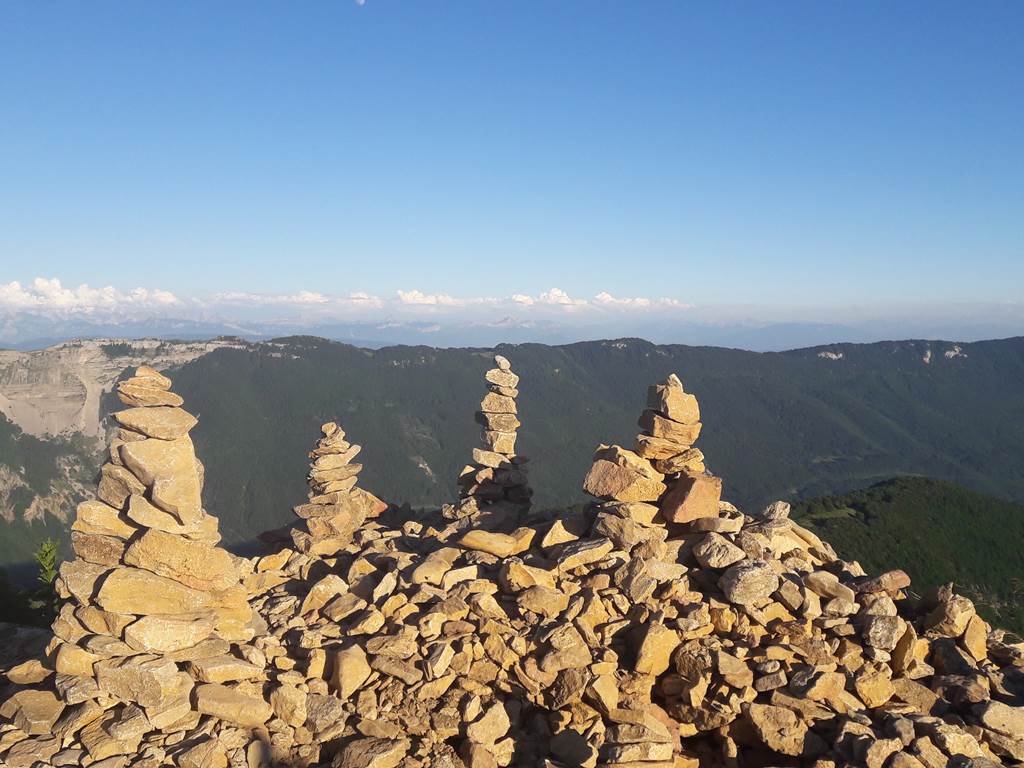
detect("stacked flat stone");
top-left (237, 371), bottom-right (1019, 768)
top-left (583, 373), bottom-right (721, 522)
top-left (0, 366), bottom-right (270, 766)
top-left (637, 373), bottom-right (722, 522)
top-left (3, 368), bottom-right (1022, 768)
top-left (455, 354), bottom-right (532, 516)
top-left (291, 422), bottom-right (388, 558)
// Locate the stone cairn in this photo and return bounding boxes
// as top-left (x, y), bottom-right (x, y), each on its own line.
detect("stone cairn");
top-left (0, 366), bottom-right (268, 768)
top-left (291, 422), bottom-right (388, 558)
top-left (450, 354), bottom-right (532, 523)
top-left (3, 367), bottom-right (1023, 768)
top-left (583, 373), bottom-right (720, 523)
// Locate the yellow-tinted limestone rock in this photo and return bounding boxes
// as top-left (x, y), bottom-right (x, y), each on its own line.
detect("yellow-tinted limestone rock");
top-left (583, 445), bottom-right (667, 502)
top-left (113, 405), bottom-right (198, 440)
top-left (119, 437), bottom-right (203, 523)
top-left (289, 421), bottom-right (388, 557)
top-left (3, 366), bottom-right (259, 761)
top-left (2, 365), bottom-right (1021, 768)
top-left (453, 354), bottom-right (533, 523)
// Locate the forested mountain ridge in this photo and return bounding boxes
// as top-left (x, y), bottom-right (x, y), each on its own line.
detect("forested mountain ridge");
top-left (0, 413), bottom-right (97, 580)
top-left (1, 334), bottom-right (1022, 572)
top-left (170, 335), bottom-right (1024, 547)
top-left (793, 477), bottom-right (1024, 632)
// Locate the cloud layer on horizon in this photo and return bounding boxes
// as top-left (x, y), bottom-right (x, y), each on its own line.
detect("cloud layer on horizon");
top-left (0, 277), bottom-right (694, 322)
top-left (0, 277), bottom-right (181, 313)
top-left (2, 278), bottom-right (1023, 350)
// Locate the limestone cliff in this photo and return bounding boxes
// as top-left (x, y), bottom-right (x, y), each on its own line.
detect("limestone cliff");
top-left (0, 338), bottom-right (245, 439)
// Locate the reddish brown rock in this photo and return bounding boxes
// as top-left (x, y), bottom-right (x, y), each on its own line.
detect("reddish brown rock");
top-left (661, 473), bottom-right (722, 522)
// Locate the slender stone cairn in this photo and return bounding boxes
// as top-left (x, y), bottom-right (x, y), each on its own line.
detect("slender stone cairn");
top-left (39, 366), bottom-right (268, 760)
top-left (583, 372), bottom-right (721, 520)
top-left (291, 421), bottom-right (388, 558)
top-left (454, 354), bottom-right (532, 518)
top-left (3, 367), bottom-right (1021, 768)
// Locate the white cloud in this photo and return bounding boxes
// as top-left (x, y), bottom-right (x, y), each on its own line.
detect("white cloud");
top-left (0, 278), bottom-right (181, 314)
top-left (395, 290), bottom-right (502, 308)
top-left (205, 290), bottom-right (389, 312)
top-left (397, 289), bottom-right (461, 306)
top-left (593, 292), bottom-right (693, 310)
top-left (655, 298), bottom-right (693, 309)
top-left (0, 276), bottom-right (693, 328)
top-left (537, 288), bottom-right (587, 307)
top-left (594, 291), bottom-right (651, 308)
top-left (347, 291), bottom-right (384, 308)
top-left (211, 290), bottom-right (330, 305)
top-left (0, 281), bottom-right (37, 309)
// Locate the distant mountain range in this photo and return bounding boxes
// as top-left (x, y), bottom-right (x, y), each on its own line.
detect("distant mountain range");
top-left (3, 308), bottom-right (1023, 351)
top-left (0, 334), bottom-right (1022, 581)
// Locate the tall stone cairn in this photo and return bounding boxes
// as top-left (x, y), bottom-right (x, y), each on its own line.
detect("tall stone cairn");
top-left (454, 354), bottom-right (532, 517)
top-left (14, 365), bottom-right (270, 765)
top-left (291, 422), bottom-right (388, 558)
top-left (583, 372), bottom-right (720, 521)
top-left (3, 366), bottom-right (1022, 768)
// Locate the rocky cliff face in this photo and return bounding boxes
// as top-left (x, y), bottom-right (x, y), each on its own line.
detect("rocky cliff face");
top-left (1, 359), bottom-right (1021, 768)
top-left (0, 338), bottom-right (244, 439)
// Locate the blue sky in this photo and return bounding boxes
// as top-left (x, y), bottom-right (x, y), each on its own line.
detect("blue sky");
top-left (1, 1), bottom-right (1021, 337)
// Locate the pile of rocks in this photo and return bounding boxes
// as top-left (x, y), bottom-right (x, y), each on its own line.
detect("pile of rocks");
top-left (0, 367), bottom-right (267, 767)
top-left (291, 422), bottom-right (388, 558)
top-left (239, 372), bottom-right (1024, 768)
top-left (451, 355), bottom-right (531, 521)
top-left (583, 373), bottom-right (719, 522)
top-left (2, 366), bottom-right (1022, 768)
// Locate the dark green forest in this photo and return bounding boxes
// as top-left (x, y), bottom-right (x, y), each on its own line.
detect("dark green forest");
top-left (793, 477), bottom-right (1024, 632)
top-left (0, 416), bottom-right (96, 620)
top-left (0, 414), bottom-right (96, 577)
top-left (1, 335), bottom-right (1022, 588)
top-left (169, 336), bottom-right (1024, 546)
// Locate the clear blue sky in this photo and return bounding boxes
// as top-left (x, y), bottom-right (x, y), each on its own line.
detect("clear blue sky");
top-left (1, 1), bottom-right (1021, 308)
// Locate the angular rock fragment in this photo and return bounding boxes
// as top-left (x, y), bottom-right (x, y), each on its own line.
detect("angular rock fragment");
top-left (661, 473), bottom-right (722, 522)
top-left (719, 560), bottom-right (779, 606)
top-left (193, 683), bottom-right (272, 728)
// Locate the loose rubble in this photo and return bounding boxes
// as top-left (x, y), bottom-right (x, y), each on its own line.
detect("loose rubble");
top-left (2, 363), bottom-right (1022, 768)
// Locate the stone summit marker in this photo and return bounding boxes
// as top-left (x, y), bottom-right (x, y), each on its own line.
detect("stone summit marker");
top-left (1, 361), bottom-right (1021, 768)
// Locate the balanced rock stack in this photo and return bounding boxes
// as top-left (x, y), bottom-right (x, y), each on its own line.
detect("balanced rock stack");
top-left (0, 366), bottom-right (269, 768)
top-left (638, 373), bottom-right (722, 523)
top-left (237, 372), bottom-right (1022, 768)
top-left (291, 422), bottom-right (388, 558)
top-left (453, 354), bottom-right (532, 518)
top-left (3, 368), bottom-right (1023, 768)
top-left (583, 373), bottom-right (720, 522)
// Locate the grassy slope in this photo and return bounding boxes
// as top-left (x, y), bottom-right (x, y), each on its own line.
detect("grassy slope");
top-left (792, 477), bottom-right (1024, 632)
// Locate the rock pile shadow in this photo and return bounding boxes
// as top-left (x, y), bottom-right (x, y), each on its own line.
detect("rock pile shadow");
top-left (1, 357), bottom-right (1022, 768)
